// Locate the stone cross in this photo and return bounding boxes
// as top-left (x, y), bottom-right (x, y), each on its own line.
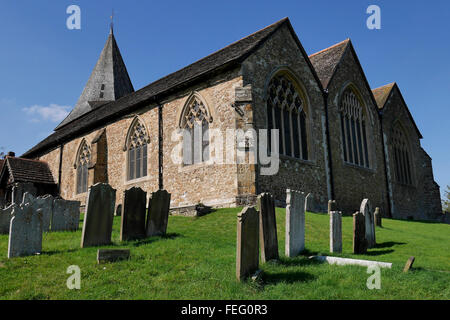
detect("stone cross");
top-left (236, 206), bottom-right (259, 282)
top-left (285, 189), bottom-right (306, 257)
top-left (53, 199), bottom-right (81, 232)
top-left (120, 187), bottom-right (147, 241)
top-left (374, 207), bottom-right (382, 227)
top-left (330, 211), bottom-right (342, 253)
top-left (353, 211), bottom-right (367, 254)
top-left (360, 199), bottom-right (376, 248)
top-left (328, 200), bottom-right (337, 214)
top-left (257, 193), bottom-right (278, 263)
top-left (8, 203), bottom-right (43, 258)
top-left (81, 183), bottom-right (116, 248)
top-left (146, 189), bottom-right (171, 237)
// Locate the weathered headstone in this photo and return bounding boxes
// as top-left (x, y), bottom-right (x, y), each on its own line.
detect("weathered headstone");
top-left (374, 207), bottom-right (382, 227)
top-left (8, 204), bottom-right (43, 258)
top-left (360, 199), bottom-right (376, 248)
top-left (257, 193), bottom-right (278, 263)
top-left (120, 187), bottom-right (147, 241)
top-left (81, 183), bottom-right (116, 248)
top-left (97, 249), bottom-right (130, 264)
top-left (285, 189), bottom-right (306, 257)
top-left (305, 193), bottom-right (316, 213)
top-left (330, 211), bottom-right (342, 253)
top-left (328, 200), bottom-right (337, 214)
top-left (0, 204), bottom-right (16, 234)
top-left (23, 194), bottom-right (54, 233)
top-left (403, 256), bottom-right (415, 273)
top-left (146, 190), bottom-right (171, 237)
top-left (236, 206), bottom-right (259, 282)
top-left (12, 182), bottom-right (37, 205)
top-left (353, 211), bottom-right (367, 254)
top-left (115, 204), bottom-right (122, 217)
top-left (53, 199), bottom-right (81, 232)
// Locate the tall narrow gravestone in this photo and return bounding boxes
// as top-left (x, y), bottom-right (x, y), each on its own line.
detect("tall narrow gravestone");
top-left (8, 204), bottom-right (43, 258)
top-left (360, 199), bottom-right (376, 248)
top-left (353, 211), bottom-right (367, 254)
top-left (330, 211), bottom-right (342, 253)
top-left (121, 187), bottom-right (147, 241)
top-left (305, 193), bottom-right (316, 213)
top-left (257, 193), bottom-right (278, 263)
top-left (81, 183), bottom-right (116, 248)
top-left (285, 189), bottom-right (306, 257)
top-left (0, 204), bottom-right (16, 234)
top-left (236, 206), bottom-right (259, 282)
top-left (146, 190), bottom-right (171, 237)
top-left (53, 199), bottom-right (81, 232)
top-left (22, 193), bottom-right (53, 233)
top-left (374, 207), bottom-right (382, 227)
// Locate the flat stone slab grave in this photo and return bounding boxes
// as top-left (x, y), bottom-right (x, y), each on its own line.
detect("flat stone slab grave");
top-left (81, 183), bottom-right (116, 248)
top-left (236, 206), bottom-right (260, 282)
top-left (120, 187), bottom-right (147, 241)
top-left (285, 189), bottom-right (306, 258)
top-left (146, 190), bottom-right (171, 237)
top-left (257, 193), bottom-right (279, 263)
top-left (310, 256), bottom-right (392, 269)
top-left (97, 249), bottom-right (131, 264)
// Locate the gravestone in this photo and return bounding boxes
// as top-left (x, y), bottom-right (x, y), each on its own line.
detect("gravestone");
top-left (328, 200), bottom-right (337, 214)
top-left (120, 187), bottom-right (147, 241)
top-left (330, 211), bottom-right (342, 253)
top-left (146, 190), bottom-right (171, 237)
top-left (236, 206), bottom-right (259, 282)
top-left (0, 204), bottom-right (16, 234)
top-left (8, 203), bottom-right (43, 258)
top-left (257, 193), bottom-right (278, 263)
top-left (81, 183), bottom-right (116, 248)
top-left (12, 182), bottom-right (37, 205)
top-left (353, 211), bottom-right (367, 254)
top-left (360, 199), bottom-right (376, 248)
top-left (285, 189), bottom-right (306, 257)
top-left (53, 199), bottom-right (81, 232)
top-left (305, 193), bottom-right (316, 213)
top-left (115, 204), bottom-right (122, 217)
top-left (403, 256), bottom-right (415, 273)
top-left (23, 193), bottom-right (53, 233)
top-left (374, 207), bottom-right (382, 227)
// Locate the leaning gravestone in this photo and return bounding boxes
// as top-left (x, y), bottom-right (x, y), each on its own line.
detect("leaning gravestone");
top-left (81, 183), bottom-right (116, 248)
top-left (53, 199), bottom-right (81, 232)
top-left (146, 190), bottom-right (171, 237)
top-left (330, 211), bottom-right (342, 253)
top-left (285, 189), bottom-right (306, 257)
top-left (0, 204), bottom-right (17, 234)
top-left (305, 193), bottom-right (316, 213)
top-left (353, 211), bottom-right (367, 254)
top-left (23, 193), bottom-right (53, 233)
top-left (236, 206), bottom-right (260, 282)
top-left (8, 203), bottom-right (43, 258)
top-left (120, 187), bottom-right (147, 241)
top-left (360, 199), bottom-right (376, 248)
top-left (374, 207), bottom-right (382, 227)
top-left (257, 193), bottom-right (278, 263)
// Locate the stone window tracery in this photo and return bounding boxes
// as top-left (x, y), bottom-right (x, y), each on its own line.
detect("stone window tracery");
top-left (126, 119), bottom-right (149, 180)
top-left (76, 140), bottom-right (91, 194)
top-left (392, 124), bottom-right (413, 185)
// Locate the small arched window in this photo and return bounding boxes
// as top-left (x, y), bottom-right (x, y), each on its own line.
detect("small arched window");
top-left (76, 140), bottom-right (91, 194)
top-left (180, 94), bottom-right (211, 165)
top-left (266, 73), bottom-right (308, 160)
top-left (339, 87), bottom-right (370, 168)
top-left (126, 118), bottom-right (149, 180)
top-left (391, 123), bottom-right (413, 185)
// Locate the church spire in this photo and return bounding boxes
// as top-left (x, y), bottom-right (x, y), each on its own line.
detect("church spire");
top-left (110, 9), bottom-right (114, 35)
top-left (55, 21), bottom-right (134, 130)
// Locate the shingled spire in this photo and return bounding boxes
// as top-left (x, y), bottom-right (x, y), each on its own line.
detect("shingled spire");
top-left (55, 26), bottom-right (134, 130)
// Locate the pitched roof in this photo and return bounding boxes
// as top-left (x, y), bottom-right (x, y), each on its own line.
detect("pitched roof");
top-left (309, 39), bottom-right (350, 88)
top-left (23, 17), bottom-right (292, 158)
top-left (0, 157), bottom-right (56, 185)
top-left (55, 28), bottom-right (134, 130)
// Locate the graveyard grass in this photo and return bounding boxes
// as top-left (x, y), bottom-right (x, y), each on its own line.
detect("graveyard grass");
top-left (0, 208), bottom-right (449, 300)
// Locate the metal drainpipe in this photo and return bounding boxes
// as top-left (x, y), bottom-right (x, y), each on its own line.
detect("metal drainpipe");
top-left (58, 143), bottom-right (64, 195)
top-left (324, 89), bottom-right (335, 201)
top-left (158, 104), bottom-right (163, 190)
top-left (379, 111), bottom-right (392, 218)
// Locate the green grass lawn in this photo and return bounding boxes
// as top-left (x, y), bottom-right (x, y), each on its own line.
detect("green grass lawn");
top-left (0, 208), bottom-right (449, 300)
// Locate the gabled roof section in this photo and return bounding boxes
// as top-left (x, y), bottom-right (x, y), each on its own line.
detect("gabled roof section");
top-left (309, 39), bottom-right (350, 89)
top-left (23, 18), bottom-right (294, 158)
top-left (373, 82), bottom-right (423, 139)
top-left (55, 29), bottom-right (134, 130)
top-left (0, 157), bottom-right (56, 185)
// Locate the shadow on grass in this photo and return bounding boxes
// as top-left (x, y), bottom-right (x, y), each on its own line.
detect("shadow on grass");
top-left (263, 270), bottom-right (316, 284)
top-left (131, 233), bottom-right (182, 247)
top-left (277, 256), bottom-right (322, 268)
top-left (375, 241), bottom-right (406, 249)
top-left (42, 248), bottom-right (79, 256)
top-left (365, 249), bottom-right (395, 256)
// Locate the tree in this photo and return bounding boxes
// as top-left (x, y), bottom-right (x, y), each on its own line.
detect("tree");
top-left (443, 185), bottom-right (450, 213)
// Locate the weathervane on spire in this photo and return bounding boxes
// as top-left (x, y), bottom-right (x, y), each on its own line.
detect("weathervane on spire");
top-left (110, 9), bottom-right (114, 34)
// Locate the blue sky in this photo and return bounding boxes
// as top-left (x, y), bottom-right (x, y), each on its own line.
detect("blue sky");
top-left (0, 0), bottom-right (449, 198)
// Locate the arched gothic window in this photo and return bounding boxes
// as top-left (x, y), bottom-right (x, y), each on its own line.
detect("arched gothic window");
top-left (181, 94), bottom-right (211, 165)
top-left (76, 141), bottom-right (91, 194)
top-left (126, 118), bottom-right (149, 180)
top-left (267, 73), bottom-right (308, 160)
top-left (391, 124), bottom-right (413, 185)
top-left (339, 87), bottom-right (370, 168)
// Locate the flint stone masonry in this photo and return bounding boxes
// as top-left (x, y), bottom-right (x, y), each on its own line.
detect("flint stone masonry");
top-left (12, 183), bottom-right (37, 205)
top-left (236, 206), bottom-right (260, 282)
top-left (257, 193), bottom-right (279, 263)
top-left (53, 199), bottom-right (81, 232)
top-left (0, 204), bottom-right (16, 234)
top-left (353, 211), bottom-right (367, 254)
top-left (285, 189), bottom-right (306, 257)
top-left (120, 187), bottom-right (147, 241)
top-left (374, 207), bottom-right (382, 227)
top-left (146, 190), bottom-right (171, 237)
top-left (8, 204), bottom-right (43, 258)
top-left (81, 183), bottom-right (116, 248)
top-left (361, 199), bottom-right (376, 248)
top-left (330, 211), bottom-right (342, 253)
